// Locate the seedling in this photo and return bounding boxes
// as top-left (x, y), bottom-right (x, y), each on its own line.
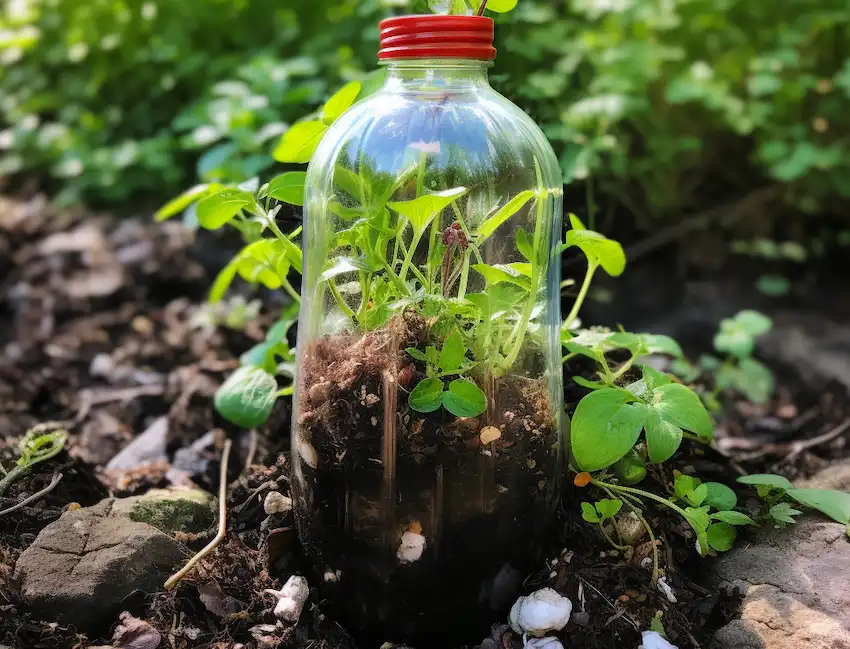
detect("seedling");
top-left (406, 330), bottom-right (486, 417)
top-left (0, 424), bottom-right (68, 496)
top-left (581, 498), bottom-right (629, 550)
top-left (671, 310), bottom-right (775, 406)
top-left (737, 473), bottom-right (850, 528)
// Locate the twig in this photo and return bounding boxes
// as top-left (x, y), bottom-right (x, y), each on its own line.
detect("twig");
top-left (787, 416), bottom-right (850, 460)
top-left (243, 428), bottom-right (258, 473)
top-left (0, 471), bottom-right (62, 516)
top-left (164, 438), bottom-right (232, 590)
top-left (476, 0), bottom-right (488, 16)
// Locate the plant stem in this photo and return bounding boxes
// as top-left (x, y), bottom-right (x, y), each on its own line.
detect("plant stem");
top-left (593, 479), bottom-right (691, 521)
top-left (357, 272), bottom-right (372, 324)
top-left (563, 261), bottom-right (598, 330)
top-left (400, 230), bottom-right (424, 286)
top-left (561, 352), bottom-right (577, 365)
top-left (598, 520), bottom-right (629, 551)
top-left (280, 276), bottom-right (301, 304)
top-left (599, 484), bottom-right (659, 584)
top-left (0, 466), bottom-right (26, 497)
top-left (610, 352), bottom-right (638, 381)
top-left (328, 278), bottom-right (355, 322)
top-left (456, 250), bottom-right (471, 300)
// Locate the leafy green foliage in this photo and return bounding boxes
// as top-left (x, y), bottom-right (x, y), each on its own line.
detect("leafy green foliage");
top-left (737, 473), bottom-right (850, 527)
top-left (714, 311), bottom-right (773, 358)
top-left (768, 502), bottom-right (802, 527)
top-left (407, 331), bottom-right (487, 417)
top-left (581, 498), bottom-right (623, 523)
top-left (561, 214), bottom-right (625, 277)
top-left (214, 366), bottom-right (279, 428)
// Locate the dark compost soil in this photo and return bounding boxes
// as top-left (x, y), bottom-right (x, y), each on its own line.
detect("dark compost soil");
top-left (1, 193), bottom-right (849, 649)
top-left (293, 314), bottom-right (559, 645)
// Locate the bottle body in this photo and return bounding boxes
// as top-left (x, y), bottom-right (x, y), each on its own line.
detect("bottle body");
top-left (291, 59), bottom-right (564, 644)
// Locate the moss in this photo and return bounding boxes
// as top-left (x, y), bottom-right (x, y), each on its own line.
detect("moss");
top-left (125, 490), bottom-right (215, 534)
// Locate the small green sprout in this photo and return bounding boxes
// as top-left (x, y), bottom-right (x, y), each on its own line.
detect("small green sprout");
top-left (581, 498), bottom-right (629, 550)
top-left (737, 473), bottom-right (850, 528)
top-left (0, 424), bottom-right (68, 496)
top-left (407, 330), bottom-right (487, 417)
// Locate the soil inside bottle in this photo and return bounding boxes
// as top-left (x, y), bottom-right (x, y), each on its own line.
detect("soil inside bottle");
top-left (293, 313), bottom-right (560, 645)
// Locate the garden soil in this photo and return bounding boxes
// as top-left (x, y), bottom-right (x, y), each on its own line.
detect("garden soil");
top-left (1, 193), bottom-right (849, 649)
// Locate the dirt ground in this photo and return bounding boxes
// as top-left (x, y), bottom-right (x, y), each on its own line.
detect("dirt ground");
top-left (1, 194), bottom-right (848, 649)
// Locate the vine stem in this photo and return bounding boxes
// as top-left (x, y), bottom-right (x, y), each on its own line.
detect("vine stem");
top-left (476, 0), bottom-right (488, 16)
top-left (165, 438), bottom-right (232, 590)
top-left (563, 261), bottom-right (598, 330)
top-left (592, 478), bottom-right (691, 521)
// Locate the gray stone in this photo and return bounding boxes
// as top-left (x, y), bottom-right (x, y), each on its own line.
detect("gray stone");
top-left (13, 499), bottom-right (184, 629)
top-left (111, 487), bottom-right (215, 534)
top-left (798, 459), bottom-right (850, 492)
top-left (711, 516), bottom-right (850, 649)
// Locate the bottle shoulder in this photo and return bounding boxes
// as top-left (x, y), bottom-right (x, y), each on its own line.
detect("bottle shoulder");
top-left (307, 86), bottom-right (560, 190)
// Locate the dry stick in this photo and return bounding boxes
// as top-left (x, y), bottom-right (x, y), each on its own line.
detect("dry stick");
top-left (164, 438), bottom-right (232, 591)
top-left (0, 471), bottom-right (62, 516)
top-left (787, 416), bottom-right (850, 461)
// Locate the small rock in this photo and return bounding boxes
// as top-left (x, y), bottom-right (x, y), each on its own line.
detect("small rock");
top-left (656, 576), bottom-right (677, 603)
top-left (613, 511), bottom-right (646, 546)
top-left (639, 631), bottom-right (678, 649)
top-left (480, 426), bottom-right (502, 445)
top-left (106, 417), bottom-right (168, 470)
top-left (265, 575), bottom-right (309, 624)
top-left (296, 435), bottom-right (318, 469)
top-left (13, 500), bottom-right (184, 629)
top-left (263, 491), bottom-right (292, 515)
top-left (797, 459), bottom-right (850, 492)
top-left (509, 588), bottom-right (572, 636)
top-left (396, 531), bottom-right (426, 564)
top-left (526, 637), bottom-right (564, 649)
top-left (711, 514), bottom-right (850, 649)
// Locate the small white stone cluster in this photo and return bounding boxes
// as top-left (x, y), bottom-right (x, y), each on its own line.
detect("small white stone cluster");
top-left (638, 630), bottom-right (679, 649)
top-left (509, 588), bottom-right (572, 637)
top-left (264, 575), bottom-right (309, 624)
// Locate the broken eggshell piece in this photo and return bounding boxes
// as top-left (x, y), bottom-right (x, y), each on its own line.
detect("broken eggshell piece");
top-left (396, 531), bottom-right (426, 564)
top-left (639, 630), bottom-right (679, 649)
top-left (508, 588), bottom-right (572, 636)
top-left (264, 575), bottom-right (309, 624)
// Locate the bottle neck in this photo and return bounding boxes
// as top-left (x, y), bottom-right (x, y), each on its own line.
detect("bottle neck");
top-left (382, 59), bottom-right (491, 93)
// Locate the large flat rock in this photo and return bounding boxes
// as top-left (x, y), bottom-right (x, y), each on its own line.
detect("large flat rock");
top-left (13, 499), bottom-right (184, 629)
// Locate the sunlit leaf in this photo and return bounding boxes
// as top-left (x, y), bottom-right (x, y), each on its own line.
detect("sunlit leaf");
top-left (155, 183), bottom-right (218, 222)
top-left (388, 187), bottom-right (467, 236)
top-left (571, 388), bottom-right (646, 472)
top-left (322, 81), bottom-right (362, 125)
top-left (267, 171), bottom-right (306, 205)
top-left (477, 190), bottom-right (535, 240)
top-left (214, 366), bottom-right (278, 428)
top-left (273, 120), bottom-right (328, 164)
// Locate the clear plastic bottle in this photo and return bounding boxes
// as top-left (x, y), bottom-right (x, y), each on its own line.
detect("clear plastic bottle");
top-left (291, 14), bottom-right (564, 644)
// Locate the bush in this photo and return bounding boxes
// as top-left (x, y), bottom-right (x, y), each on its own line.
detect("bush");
top-left (496, 0), bottom-right (850, 220)
top-left (3, 0), bottom-right (850, 220)
top-left (0, 0), bottom-right (382, 205)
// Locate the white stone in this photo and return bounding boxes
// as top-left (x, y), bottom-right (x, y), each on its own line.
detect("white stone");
top-left (396, 531), bottom-right (426, 564)
top-left (638, 630), bottom-right (678, 649)
top-left (263, 491), bottom-right (292, 515)
top-left (509, 588), bottom-right (572, 637)
top-left (657, 576), bottom-right (677, 603)
top-left (264, 575), bottom-right (309, 624)
top-left (525, 636), bottom-right (565, 649)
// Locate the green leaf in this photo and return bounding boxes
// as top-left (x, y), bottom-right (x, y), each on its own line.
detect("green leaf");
top-left (389, 187), bottom-right (467, 236)
top-left (319, 256), bottom-right (380, 282)
top-left (571, 388), bottom-right (646, 472)
top-left (615, 450), bottom-right (647, 485)
top-left (573, 376), bottom-right (609, 390)
top-left (407, 348), bottom-right (426, 362)
top-left (214, 366), bottom-right (278, 428)
top-left (644, 408), bottom-right (683, 464)
top-left (471, 263), bottom-right (531, 290)
top-left (477, 190), bottom-right (535, 240)
top-left (267, 171), bottom-right (306, 205)
top-left (704, 482), bottom-right (737, 511)
top-left (675, 474), bottom-right (702, 501)
top-left (736, 358), bottom-right (775, 404)
top-left (516, 228), bottom-right (534, 261)
top-left (442, 379), bottom-right (487, 417)
top-left (439, 330), bottom-right (466, 374)
top-left (652, 383), bottom-right (713, 440)
top-left (686, 483), bottom-right (708, 507)
top-left (711, 510), bottom-right (756, 526)
top-left (640, 334), bottom-right (683, 357)
top-left (737, 474), bottom-right (793, 490)
top-left (787, 488), bottom-right (850, 524)
top-left (197, 188), bottom-right (253, 229)
top-left (707, 522), bottom-right (737, 551)
top-left (685, 505), bottom-right (711, 533)
top-left (595, 498), bottom-right (623, 519)
top-left (273, 121), bottom-right (328, 164)
top-left (561, 218), bottom-right (626, 276)
top-left (408, 378), bottom-right (444, 413)
top-left (425, 346), bottom-right (439, 371)
top-left (714, 310), bottom-right (773, 358)
top-left (322, 81), bottom-right (361, 125)
top-left (769, 502), bottom-right (802, 525)
top-left (581, 502), bottom-right (601, 523)
top-left (468, 0), bottom-right (519, 12)
top-left (155, 183), bottom-right (217, 222)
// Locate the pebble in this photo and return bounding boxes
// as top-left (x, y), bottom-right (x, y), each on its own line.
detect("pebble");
top-left (263, 491), bottom-right (292, 515)
top-left (638, 630), bottom-right (679, 649)
top-left (396, 531), bottom-right (426, 564)
top-left (264, 575), bottom-right (309, 624)
top-left (509, 588), bottom-right (572, 636)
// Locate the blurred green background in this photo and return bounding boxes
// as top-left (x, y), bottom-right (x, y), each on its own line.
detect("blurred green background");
top-left (1, 0), bottom-right (848, 229)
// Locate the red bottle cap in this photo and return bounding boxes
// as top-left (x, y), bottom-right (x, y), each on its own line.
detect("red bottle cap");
top-left (378, 15), bottom-right (496, 61)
